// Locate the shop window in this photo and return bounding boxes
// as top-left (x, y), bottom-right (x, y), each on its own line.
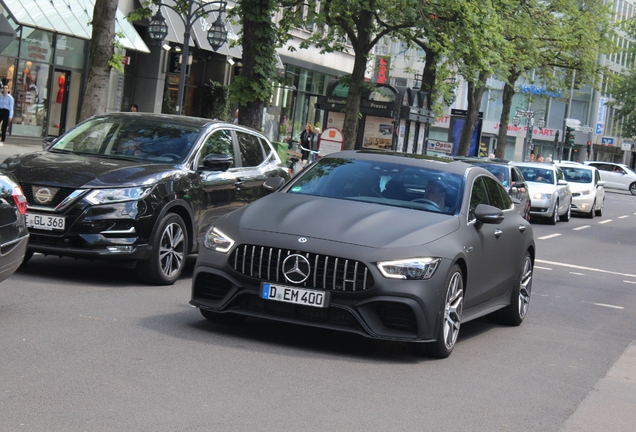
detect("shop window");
top-left (12, 59), bottom-right (50, 137)
top-left (20, 27), bottom-right (53, 63)
top-left (55, 36), bottom-right (86, 69)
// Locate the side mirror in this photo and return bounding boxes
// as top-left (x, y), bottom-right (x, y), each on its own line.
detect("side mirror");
top-left (42, 136), bottom-right (57, 150)
top-left (597, 180), bottom-right (605, 187)
top-left (202, 154), bottom-right (233, 172)
top-left (262, 176), bottom-right (286, 194)
top-left (557, 179), bottom-right (568, 186)
top-left (473, 204), bottom-right (504, 230)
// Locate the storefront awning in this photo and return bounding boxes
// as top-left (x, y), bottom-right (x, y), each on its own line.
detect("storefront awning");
top-left (1, 0), bottom-right (150, 53)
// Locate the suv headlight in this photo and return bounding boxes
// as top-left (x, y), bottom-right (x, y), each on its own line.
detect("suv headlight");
top-left (377, 258), bottom-right (441, 280)
top-left (85, 187), bottom-right (152, 205)
top-left (203, 226), bottom-right (235, 253)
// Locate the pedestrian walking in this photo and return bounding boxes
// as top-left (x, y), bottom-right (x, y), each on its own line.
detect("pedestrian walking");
top-left (0, 83), bottom-right (14, 146)
top-left (299, 123), bottom-right (314, 162)
top-left (233, 109), bottom-right (239, 124)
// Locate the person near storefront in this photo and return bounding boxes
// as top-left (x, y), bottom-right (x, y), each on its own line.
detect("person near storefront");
top-left (0, 83), bottom-right (14, 146)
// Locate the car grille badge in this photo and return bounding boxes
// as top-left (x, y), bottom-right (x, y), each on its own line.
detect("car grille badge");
top-left (282, 254), bottom-right (311, 284)
top-left (33, 186), bottom-right (58, 205)
top-left (298, 237), bottom-right (307, 243)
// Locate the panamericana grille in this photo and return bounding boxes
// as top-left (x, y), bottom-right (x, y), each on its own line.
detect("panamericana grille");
top-left (21, 183), bottom-right (78, 209)
top-left (230, 244), bottom-right (374, 292)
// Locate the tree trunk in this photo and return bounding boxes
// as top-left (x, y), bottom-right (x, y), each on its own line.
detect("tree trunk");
top-left (342, 55), bottom-right (368, 150)
top-left (495, 69), bottom-right (520, 159)
top-left (240, 7), bottom-right (266, 129)
top-left (421, 47), bottom-right (439, 110)
top-left (458, 71), bottom-right (489, 156)
top-left (79, 0), bottom-right (118, 121)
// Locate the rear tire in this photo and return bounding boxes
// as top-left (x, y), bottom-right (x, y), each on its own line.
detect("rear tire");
top-left (137, 213), bottom-right (188, 285)
top-left (630, 182), bottom-right (636, 196)
top-left (200, 308), bottom-right (246, 324)
top-left (410, 264), bottom-right (463, 359)
top-left (495, 251), bottom-right (533, 326)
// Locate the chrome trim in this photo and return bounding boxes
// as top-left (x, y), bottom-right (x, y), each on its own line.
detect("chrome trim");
top-left (27, 189), bottom-right (89, 212)
top-left (1, 233), bottom-right (29, 248)
top-left (100, 227), bottom-right (137, 235)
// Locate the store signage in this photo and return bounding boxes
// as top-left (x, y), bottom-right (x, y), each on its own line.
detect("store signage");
top-left (427, 140), bottom-right (454, 154)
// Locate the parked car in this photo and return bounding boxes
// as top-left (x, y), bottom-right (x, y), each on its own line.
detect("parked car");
top-left (513, 162), bottom-right (572, 224)
top-left (454, 157), bottom-right (531, 220)
top-left (556, 163), bottom-right (605, 218)
top-left (0, 113), bottom-right (290, 285)
top-left (190, 150), bottom-right (535, 358)
top-left (583, 161), bottom-right (636, 195)
top-left (0, 171), bottom-right (29, 283)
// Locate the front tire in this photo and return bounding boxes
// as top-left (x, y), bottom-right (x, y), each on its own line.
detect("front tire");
top-left (586, 200), bottom-right (595, 219)
top-left (560, 203), bottom-right (571, 222)
top-left (630, 182), bottom-right (636, 196)
top-left (137, 213), bottom-right (188, 285)
top-left (548, 200), bottom-right (559, 225)
top-left (595, 199), bottom-right (604, 217)
top-left (410, 264), bottom-right (464, 359)
top-left (495, 251), bottom-right (533, 326)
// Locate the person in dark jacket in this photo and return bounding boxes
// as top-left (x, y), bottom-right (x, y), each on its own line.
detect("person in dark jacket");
top-left (299, 123), bottom-right (314, 162)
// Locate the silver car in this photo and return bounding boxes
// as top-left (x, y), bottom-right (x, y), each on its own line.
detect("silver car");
top-left (513, 162), bottom-right (572, 224)
top-left (557, 163), bottom-right (605, 218)
top-left (583, 161), bottom-right (636, 195)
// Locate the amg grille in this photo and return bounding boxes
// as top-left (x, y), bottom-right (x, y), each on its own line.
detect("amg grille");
top-left (230, 244), bottom-right (374, 292)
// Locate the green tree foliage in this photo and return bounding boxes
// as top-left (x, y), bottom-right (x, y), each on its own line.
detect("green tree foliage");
top-left (607, 17), bottom-right (636, 138)
top-left (202, 80), bottom-right (231, 121)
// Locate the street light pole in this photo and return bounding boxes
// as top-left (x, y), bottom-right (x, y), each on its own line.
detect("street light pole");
top-left (512, 108), bottom-right (545, 161)
top-left (147, 1), bottom-right (228, 115)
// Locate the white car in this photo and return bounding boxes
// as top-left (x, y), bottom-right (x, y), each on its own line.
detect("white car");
top-left (584, 161), bottom-right (636, 195)
top-left (557, 164), bottom-right (605, 218)
top-left (514, 162), bottom-right (572, 224)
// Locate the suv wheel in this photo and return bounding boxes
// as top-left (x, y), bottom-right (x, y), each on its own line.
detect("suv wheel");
top-left (138, 213), bottom-right (188, 285)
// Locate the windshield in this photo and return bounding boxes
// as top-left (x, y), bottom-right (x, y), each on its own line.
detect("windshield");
top-left (561, 167), bottom-right (593, 183)
top-left (50, 117), bottom-right (202, 163)
top-left (517, 167), bottom-right (554, 184)
top-left (287, 158), bottom-right (463, 215)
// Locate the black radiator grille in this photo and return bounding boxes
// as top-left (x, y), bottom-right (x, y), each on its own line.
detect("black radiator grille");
top-left (230, 244), bottom-right (374, 292)
top-left (21, 183), bottom-right (79, 209)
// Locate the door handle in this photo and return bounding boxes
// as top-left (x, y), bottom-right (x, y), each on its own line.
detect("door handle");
top-left (518, 225), bottom-right (527, 232)
top-left (494, 229), bottom-right (503, 237)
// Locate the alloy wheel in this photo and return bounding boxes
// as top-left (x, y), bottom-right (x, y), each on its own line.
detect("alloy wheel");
top-left (443, 271), bottom-right (464, 350)
top-left (159, 222), bottom-right (186, 278)
top-left (518, 255), bottom-right (532, 319)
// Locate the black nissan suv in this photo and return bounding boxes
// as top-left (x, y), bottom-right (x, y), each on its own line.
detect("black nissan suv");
top-left (0, 113), bottom-right (289, 285)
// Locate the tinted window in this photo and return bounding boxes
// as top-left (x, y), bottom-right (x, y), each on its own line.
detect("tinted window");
top-left (484, 177), bottom-right (512, 210)
top-left (198, 129), bottom-right (234, 169)
top-left (470, 176), bottom-right (489, 219)
top-left (236, 132), bottom-right (265, 167)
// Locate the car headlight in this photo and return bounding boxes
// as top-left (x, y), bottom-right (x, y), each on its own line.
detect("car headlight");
top-left (85, 187), bottom-right (152, 204)
top-left (532, 192), bottom-right (551, 200)
top-left (203, 226), bottom-right (235, 253)
top-left (377, 258), bottom-right (441, 280)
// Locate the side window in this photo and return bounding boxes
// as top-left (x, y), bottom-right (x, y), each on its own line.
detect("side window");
top-left (469, 176), bottom-right (489, 220)
top-left (596, 164), bottom-right (611, 172)
top-left (236, 132), bottom-right (265, 167)
top-left (198, 129), bottom-right (234, 169)
top-left (484, 177), bottom-right (512, 210)
top-left (595, 169), bottom-right (601, 183)
top-left (556, 167), bottom-right (564, 181)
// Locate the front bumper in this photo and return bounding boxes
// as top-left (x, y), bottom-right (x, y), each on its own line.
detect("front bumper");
top-left (190, 247), bottom-right (450, 343)
top-left (571, 194), bottom-right (595, 213)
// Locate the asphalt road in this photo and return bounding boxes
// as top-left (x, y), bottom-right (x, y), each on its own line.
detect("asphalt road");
top-left (1, 179), bottom-right (635, 430)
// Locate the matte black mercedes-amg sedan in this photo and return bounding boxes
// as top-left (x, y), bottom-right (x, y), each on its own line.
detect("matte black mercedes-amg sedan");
top-left (1, 113), bottom-right (289, 285)
top-left (190, 150), bottom-right (536, 358)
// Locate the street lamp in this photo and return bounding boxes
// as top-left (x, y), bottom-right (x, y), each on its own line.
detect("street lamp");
top-left (512, 108), bottom-right (545, 161)
top-left (147, 0), bottom-right (228, 115)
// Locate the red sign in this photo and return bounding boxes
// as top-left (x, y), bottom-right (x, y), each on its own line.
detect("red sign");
top-left (378, 57), bottom-right (388, 84)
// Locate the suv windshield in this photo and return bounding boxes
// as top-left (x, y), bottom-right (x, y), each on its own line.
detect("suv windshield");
top-left (50, 117), bottom-right (203, 163)
top-left (288, 158), bottom-right (463, 215)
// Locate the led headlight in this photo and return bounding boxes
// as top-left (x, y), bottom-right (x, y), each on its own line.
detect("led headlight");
top-left (377, 257), bottom-right (441, 280)
top-left (532, 192), bottom-right (551, 200)
top-left (203, 226), bottom-right (235, 253)
top-left (85, 187), bottom-right (152, 204)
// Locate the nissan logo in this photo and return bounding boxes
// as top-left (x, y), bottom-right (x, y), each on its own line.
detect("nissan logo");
top-left (282, 254), bottom-right (311, 284)
top-left (34, 187), bottom-right (54, 204)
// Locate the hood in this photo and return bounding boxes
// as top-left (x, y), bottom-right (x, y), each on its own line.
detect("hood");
top-left (2, 151), bottom-right (179, 188)
top-left (226, 193), bottom-right (460, 249)
top-left (567, 182), bottom-right (594, 194)
top-left (526, 181), bottom-right (558, 195)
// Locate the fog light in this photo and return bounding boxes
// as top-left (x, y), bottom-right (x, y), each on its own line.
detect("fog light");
top-left (107, 246), bottom-right (133, 253)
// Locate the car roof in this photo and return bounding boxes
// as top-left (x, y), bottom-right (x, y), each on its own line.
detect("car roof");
top-left (513, 162), bottom-right (558, 170)
top-left (324, 150), bottom-right (478, 176)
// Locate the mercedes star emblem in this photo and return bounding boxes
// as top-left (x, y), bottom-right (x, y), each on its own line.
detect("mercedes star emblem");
top-left (282, 254), bottom-right (311, 284)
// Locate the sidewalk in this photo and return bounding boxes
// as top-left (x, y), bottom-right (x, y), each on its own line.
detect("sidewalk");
top-left (0, 136), bottom-right (43, 162)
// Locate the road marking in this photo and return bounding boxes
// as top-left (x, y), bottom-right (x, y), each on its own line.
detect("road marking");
top-left (536, 259), bottom-right (636, 279)
top-left (535, 266), bottom-right (553, 270)
top-left (599, 220), bottom-right (612, 224)
top-left (570, 272), bottom-right (586, 276)
top-left (624, 280), bottom-right (636, 285)
top-left (573, 225), bottom-right (590, 231)
top-left (538, 233), bottom-right (562, 240)
top-left (581, 301), bottom-right (624, 310)
top-left (619, 215), bottom-right (629, 219)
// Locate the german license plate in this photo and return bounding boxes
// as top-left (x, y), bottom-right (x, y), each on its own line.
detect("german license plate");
top-left (261, 282), bottom-right (329, 308)
top-left (26, 213), bottom-right (66, 231)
